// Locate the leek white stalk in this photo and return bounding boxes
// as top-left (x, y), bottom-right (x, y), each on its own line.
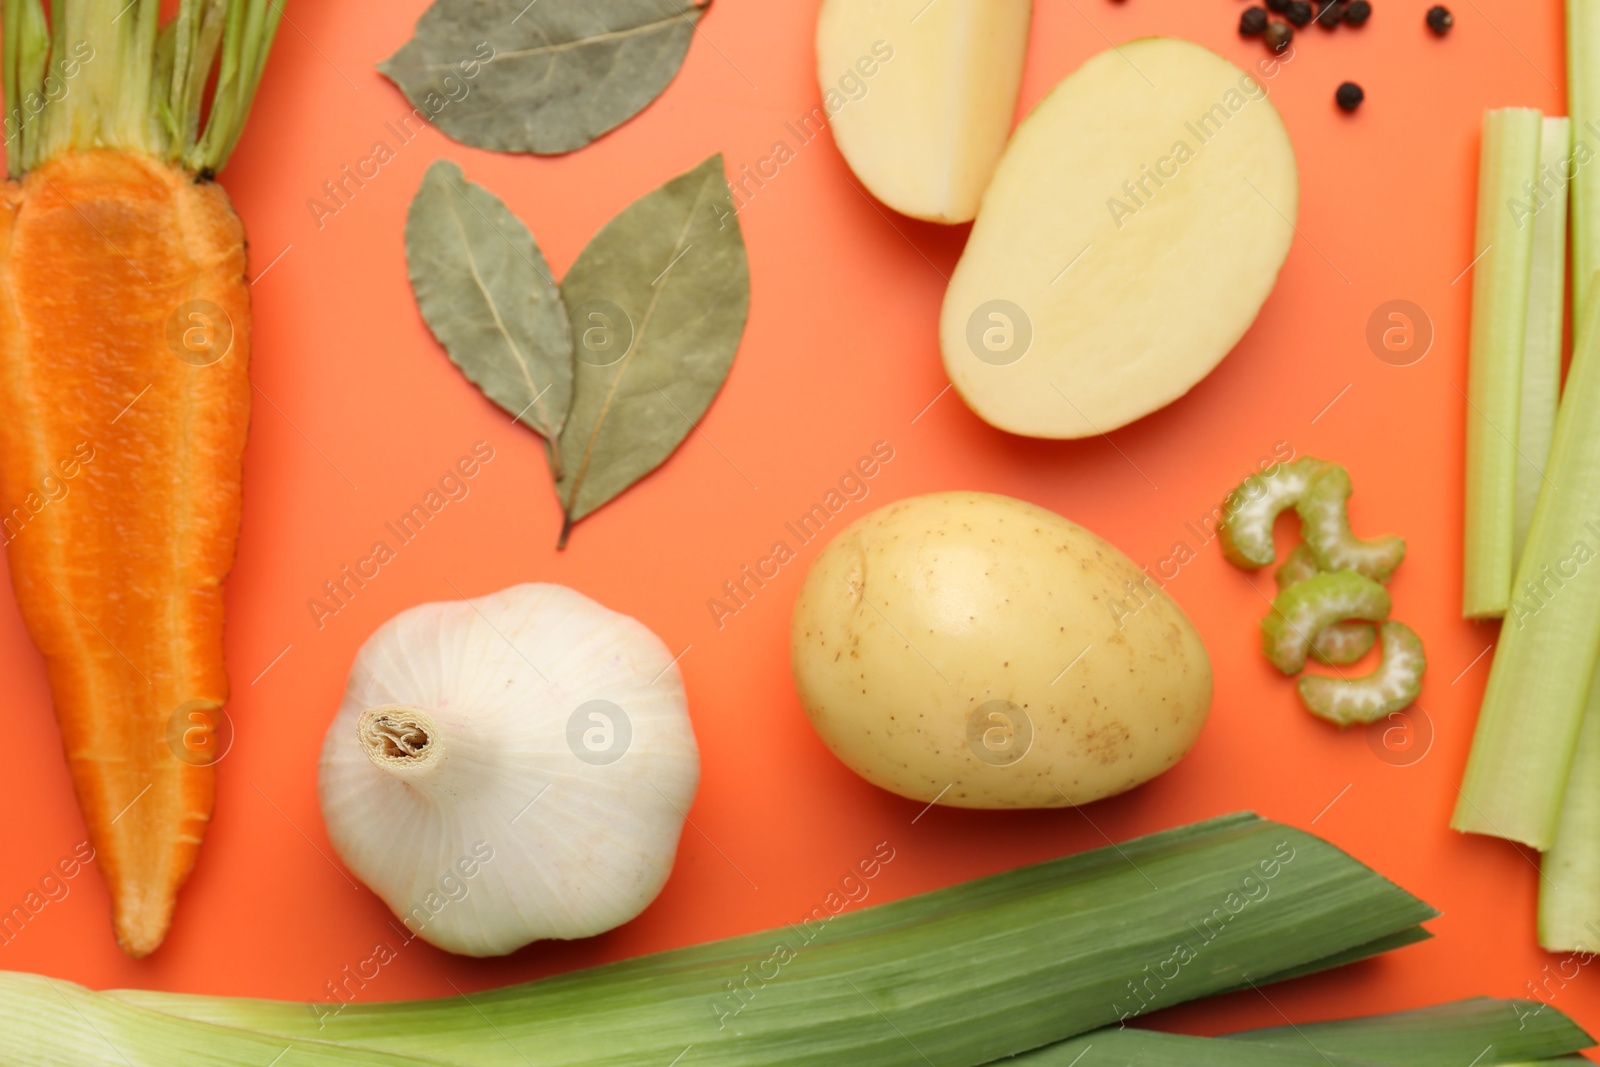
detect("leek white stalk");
top-left (318, 582), bottom-right (700, 957)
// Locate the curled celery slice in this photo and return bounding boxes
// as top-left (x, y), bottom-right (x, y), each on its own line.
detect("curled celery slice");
top-left (1274, 543), bottom-right (1322, 590)
top-left (1275, 545), bottom-right (1376, 666)
top-left (1297, 621), bottom-right (1427, 726)
top-left (1296, 465), bottom-right (1407, 581)
top-left (1262, 571), bottom-right (1392, 675)
top-left (1220, 457), bottom-right (1329, 568)
top-left (1306, 621), bottom-right (1377, 667)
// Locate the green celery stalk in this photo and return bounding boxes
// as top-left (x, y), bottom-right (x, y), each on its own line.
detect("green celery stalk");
top-left (1515, 117), bottom-right (1573, 567)
top-left (1570, 0), bottom-right (1600, 316)
top-left (88, 815), bottom-right (1435, 1067)
top-left (1230, 996), bottom-right (1594, 1064)
top-left (1455, 281), bottom-right (1600, 848)
top-left (1540, 663), bottom-right (1600, 950)
top-left (1464, 107), bottom-right (1543, 619)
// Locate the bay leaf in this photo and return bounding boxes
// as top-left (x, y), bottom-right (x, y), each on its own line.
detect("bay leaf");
top-left (380, 0), bottom-right (708, 156)
top-left (555, 153), bottom-right (749, 544)
top-left (405, 159), bottom-right (574, 470)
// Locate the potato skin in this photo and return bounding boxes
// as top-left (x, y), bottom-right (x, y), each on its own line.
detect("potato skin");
top-left (789, 492), bottom-right (1211, 808)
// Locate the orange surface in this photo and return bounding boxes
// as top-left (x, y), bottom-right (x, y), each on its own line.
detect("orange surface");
top-left (0, 0), bottom-right (1589, 1050)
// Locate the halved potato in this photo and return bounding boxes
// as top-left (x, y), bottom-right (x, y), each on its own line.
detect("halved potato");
top-left (940, 37), bottom-right (1298, 438)
top-left (817, 0), bottom-right (1031, 224)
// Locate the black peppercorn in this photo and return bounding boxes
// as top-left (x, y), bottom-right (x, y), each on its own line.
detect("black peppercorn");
top-left (1285, 1), bottom-right (1313, 25)
top-left (1264, 21), bottom-right (1295, 52)
top-left (1335, 81), bottom-right (1365, 110)
top-left (1317, 1), bottom-right (1347, 28)
top-left (1344, 0), bottom-right (1372, 26)
top-left (1240, 6), bottom-right (1270, 35)
top-left (1426, 5), bottom-right (1454, 34)
top-left (1266, 0), bottom-right (1290, 12)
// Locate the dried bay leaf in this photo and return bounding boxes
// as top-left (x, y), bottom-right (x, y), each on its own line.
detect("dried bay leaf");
top-left (381, 0), bottom-right (709, 156)
top-left (555, 153), bottom-right (749, 545)
top-left (405, 159), bottom-right (574, 470)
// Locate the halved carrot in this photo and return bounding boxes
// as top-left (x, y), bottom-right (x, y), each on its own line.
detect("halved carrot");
top-left (0, 0), bottom-right (279, 956)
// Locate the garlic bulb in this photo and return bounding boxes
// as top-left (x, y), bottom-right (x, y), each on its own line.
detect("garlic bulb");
top-left (318, 583), bottom-right (700, 957)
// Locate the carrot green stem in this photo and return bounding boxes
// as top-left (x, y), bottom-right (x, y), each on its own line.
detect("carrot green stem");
top-left (1463, 108), bottom-right (1542, 619)
top-left (0, 0), bottom-right (280, 177)
top-left (1540, 662), bottom-right (1600, 952)
top-left (1515, 117), bottom-right (1572, 568)
top-left (1454, 276), bottom-right (1600, 850)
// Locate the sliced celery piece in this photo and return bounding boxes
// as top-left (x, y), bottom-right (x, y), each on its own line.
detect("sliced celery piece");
top-left (1464, 108), bottom-right (1542, 618)
top-left (1515, 117), bottom-right (1572, 567)
top-left (1298, 621), bottom-right (1426, 727)
top-left (1539, 661), bottom-right (1600, 951)
top-left (1231, 996), bottom-right (1594, 1064)
top-left (1276, 545), bottom-right (1378, 665)
top-left (1221, 458), bottom-right (1330, 568)
top-left (1298, 465), bottom-right (1407, 582)
top-left (1276, 543), bottom-right (1323, 589)
top-left (1455, 284), bottom-right (1600, 848)
top-left (1570, 0), bottom-right (1600, 315)
top-left (1262, 571), bottom-right (1391, 675)
top-left (96, 815), bottom-right (1436, 1067)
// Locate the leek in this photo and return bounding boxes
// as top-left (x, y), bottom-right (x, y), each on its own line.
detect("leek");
top-left (1515, 117), bottom-right (1572, 566)
top-left (1455, 282), bottom-right (1600, 848)
top-left (32, 814), bottom-right (1434, 1067)
top-left (1539, 664), bottom-right (1600, 950)
top-left (1005, 998), bottom-right (1592, 1066)
top-left (1464, 107), bottom-right (1542, 619)
top-left (1230, 996), bottom-right (1594, 1064)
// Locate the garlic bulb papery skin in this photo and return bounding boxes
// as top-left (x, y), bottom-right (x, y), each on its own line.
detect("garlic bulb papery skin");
top-left (318, 583), bottom-right (700, 957)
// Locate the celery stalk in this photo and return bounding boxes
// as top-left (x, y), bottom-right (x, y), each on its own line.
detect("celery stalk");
top-left (1515, 118), bottom-right (1573, 567)
top-left (1540, 662), bottom-right (1600, 950)
top-left (81, 815), bottom-right (1436, 1067)
top-left (1570, 0), bottom-right (1600, 316)
top-left (1464, 108), bottom-right (1542, 619)
top-left (1455, 282), bottom-right (1600, 848)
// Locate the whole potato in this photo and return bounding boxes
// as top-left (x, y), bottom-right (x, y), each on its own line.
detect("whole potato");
top-left (790, 492), bottom-right (1211, 808)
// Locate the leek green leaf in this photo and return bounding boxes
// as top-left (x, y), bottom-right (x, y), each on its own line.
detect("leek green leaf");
top-left (1018, 1029), bottom-right (1364, 1066)
top-left (406, 159), bottom-right (573, 469)
top-left (554, 152), bottom-right (748, 544)
top-left (1230, 997), bottom-right (1595, 1065)
top-left (97, 815), bottom-right (1434, 1067)
top-left (380, 0), bottom-right (708, 155)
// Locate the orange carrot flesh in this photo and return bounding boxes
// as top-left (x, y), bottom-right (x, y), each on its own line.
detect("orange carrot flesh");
top-left (0, 149), bottom-right (249, 956)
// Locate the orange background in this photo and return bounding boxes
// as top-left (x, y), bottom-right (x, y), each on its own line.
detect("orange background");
top-left (0, 0), bottom-right (1590, 1051)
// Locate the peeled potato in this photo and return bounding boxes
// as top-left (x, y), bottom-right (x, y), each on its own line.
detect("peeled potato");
top-left (940, 38), bottom-right (1298, 438)
top-left (790, 492), bottom-right (1212, 809)
top-left (817, 0), bottom-right (1031, 224)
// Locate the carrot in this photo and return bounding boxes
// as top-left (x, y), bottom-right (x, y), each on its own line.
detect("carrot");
top-left (0, 0), bottom-right (279, 957)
